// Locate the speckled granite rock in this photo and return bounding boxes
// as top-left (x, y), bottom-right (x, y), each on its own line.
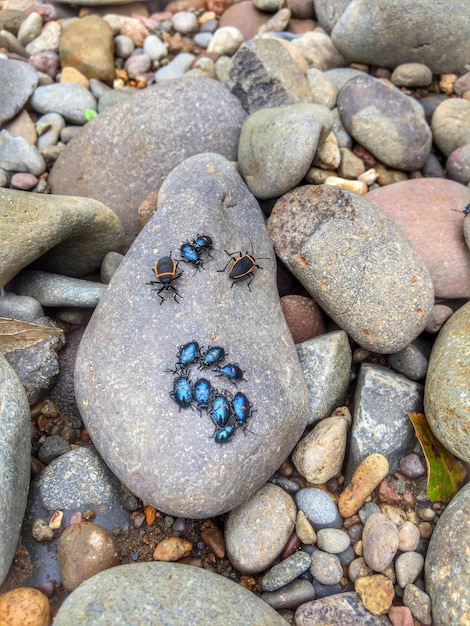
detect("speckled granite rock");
top-left (0, 354), bottom-right (30, 586)
top-left (53, 562), bottom-right (289, 625)
top-left (425, 482), bottom-right (470, 626)
top-left (49, 76), bottom-right (247, 248)
top-left (424, 301), bottom-right (470, 463)
top-left (267, 184), bottom-right (434, 353)
top-left (74, 153), bottom-right (309, 518)
top-left (295, 591), bottom-right (392, 625)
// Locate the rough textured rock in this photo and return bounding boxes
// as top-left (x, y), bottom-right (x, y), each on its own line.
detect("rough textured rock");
top-left (424, 301), bottom-right (470, 463)
top-left (53, 562), bottom-right (289, 625)
top-left (49, 76), bottom-right (247, 248)
top-left (295, 591), bottom-right (392, 625)
top-left (74, 153), bottom-right (309, 518)
top-left (0, 354), bottom-right (30, 586)
top-left (238, 103), bottom-right (333, 199)
top-left (267, 185), bottom-right (434, 353)
top-left (0, 188), bottom-right (124, 286)
top-left (227, 38), bottom-right (314, 114)
top-left (337, 74), bottom-right (431, 171)
top-left (425, 481), bottom-right (470, 626)
top-left (331, 0), bottom-right (470, 74)
top-left (366, 178), bottom-right (470, 299)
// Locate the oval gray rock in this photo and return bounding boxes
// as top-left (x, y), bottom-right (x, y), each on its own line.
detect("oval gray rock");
top-left (267, 185), bottom-right (434, 353)
top-left (53, 561), bottom-right (289, 625)
top-left (74, 153), bottom-right (309, 518)
top-left (30, 82), bottom-right (97, 124)
top-left (0, 354), bottom-right (30, 586)
top-left (425, 481), bottom-right (470, 626)
top-left (331, 0), bottom-right (470, 75)
top-left (0, 58), bottom-right (38, 126)
top-left (424, 301), bottom-right (470, 463)
top-left (337, 74), bottom-right (431, 171)
top-left (49, 76), bottom-right (248, 248)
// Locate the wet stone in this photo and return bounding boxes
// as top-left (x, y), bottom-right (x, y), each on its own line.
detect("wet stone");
top-left (74, 153), bottom-right (309, 519)
top-left (261, 579), bottom-right (315, 611)
top-left (295, 488), bottom-right (342, 530)
top-left (424, 301), bottom-right (470, 462)
top-left (267, 185), bottom-right (434, 354)
top-left (261, 550), bottom-right (312, 591)
top-left (53, 562), bottom-right (289, 626)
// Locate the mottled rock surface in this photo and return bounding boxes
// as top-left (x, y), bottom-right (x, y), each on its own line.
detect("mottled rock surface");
top-left (295, 591), bottom-right (392, 625)
top-left (424, 301), bottom-right (470, 463)
top-left (49, 77), bottom-right (247, 248)
top-left (74, 153), bottom-right (309, 518)
top-left (267, 185), bottom-right (434, 353)
top-left (53, 562), bottom-right (289, 625)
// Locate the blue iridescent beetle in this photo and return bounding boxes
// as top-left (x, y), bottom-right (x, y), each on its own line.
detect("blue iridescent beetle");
top-left (232, 391), bottom-right (252, 427)
top-left (177, 340), bottom-right (200, 367)
top-left (214, 424), bottom-right (235, 444)
top-left (217, 363), bottom-right (244, 384)
top-left (210, 393), bottom-right (232, 428)
top-left (192, 233), bottom-right (213, 258)
top-left (200, 346), bottom-right (226, 369)
top-left (193, 378), bottom-right (212, 411)
top-left (180, 242), bottom-right (205, 269)
top-left (170, 376), bottom-right (192, 410)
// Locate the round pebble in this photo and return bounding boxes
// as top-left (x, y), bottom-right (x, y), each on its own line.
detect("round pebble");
top-left (0, 587), bottom-right (50, 626)
top-left (355, 574), bottom-right (394, 615)
top-left (397, 521), bottom-right (421, 552)
top-left (38, 434), bottom-right (71, 464)
top-left (207, 26), bottom-right (244, 55)
top-left (153, 536), bottom-right (193, 561)
top-left (362, 513), bottom-right (399, 572)
top-left (316, 528), bottom-right (350, 554)
top-left (310, 550), bottom-right (343, 585)
top-left (295, 488), bottom-right (343, 530)
top-left (395, 551), bottom-right (424, 588)
top-left (10, 172), bottom-right (39, 190)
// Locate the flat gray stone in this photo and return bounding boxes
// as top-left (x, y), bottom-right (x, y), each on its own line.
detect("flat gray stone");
top-left (74, 153), bottom-right (309, 518)
top-left (53, 562), bottom-right (289, 625)
top-left (262, 550), bottom-right (312, 591)
top-left (331, 0), bottom-right (470, 74)
top-left (295, 488), bottom-right (342, 530)
top-left (49, 76), bottom-right (247, 248)
top-left (0, 353), bottom-right (30, 586)
top-left (337, 74), bottom-right (432, 171)
top-left (238, 103), bottom-right (333, 199)
top-left (227, 38), bottom-right (314, 114)
top-left (0, 293), bottom-right (44, 321)
top-left (346, 363), bottom-right (422, 479)
top-left (296, 330), bottom-right (352, 425)
top-left (30, 82), bottom-right (97, 124)
top-left (267, 185), bottom-right (434, 353)
top-left (424, 301), bottom-right (470, 462)
top-left (0, 58), bottom-right (38, 125)
top-left (0, 129), bottom-right (45, 176)
top-left (425, 481), bottom-right (470, 626)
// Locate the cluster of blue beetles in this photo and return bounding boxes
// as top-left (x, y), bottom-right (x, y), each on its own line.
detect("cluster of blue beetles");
top-left (167, 340), bottom-right (255, 444)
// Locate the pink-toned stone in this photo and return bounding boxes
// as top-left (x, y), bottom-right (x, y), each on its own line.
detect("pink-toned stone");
top-left (218, 0), bottom-right (270, 40)
top-left (10, 172), bottom-right (39, 190)
top-left (366, 177), bottom-right (470, 298)
top-left (388, 605), bottom-right (414, 626)
top-left (280, 295), bottom-right (326, 344)
top-left (286, 0), bottom-right (314, 20)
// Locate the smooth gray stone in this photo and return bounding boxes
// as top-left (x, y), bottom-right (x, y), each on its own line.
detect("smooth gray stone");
top-left (36, 112), bottom-right (66, 149)
top-left (53, 562), bottom-right (289, 625)
top-left (261, 579), bottom-right (316, 610)
top-left (424, 301), bottom-right (470, 462)
top-left (8, 270), bottom-right (107, 307)
top-left (387, 339), bottom-right (429, 381)
top-left (295, 591), bottom-right (392, 625)
top-left (0, 128), bottom-right (45, 176)
top-left (49, 76), bottom-right (247, 248)
top-left (431, 99), bottom-right (470, 159)
top-left (0, 58), bottom-right (38, 125)
top-left (100, 251), bottom-right (124, 284)
top-left (267, 185), bottom-right (434, 353)
top-left (337, 74), bottom-right (432, 171)
top-left (0, 293), bottom-right (44, 321)
top-left (97, 86), bottom-right (138, 112)
top-left (228, 38), bottom-right (314, 114)
top-left (30, 82), bottom-right (97, 124)
top-left (262, 551), bottom-right (312, 591)
top-left (0, 353), bottom-right (30, 586)
top-left (331, 0), bottom-right (470, 74)
top-left (312, 0), bottom-right (350, 33)
top-left (74, 153), bottom-right (309, 518)
top-left (347, 363), bottom-right (422, 479)
top-left (295, 488), bottom-right (342, 530)
top-left (155, 52), bottom-right (196, 80)
top-left (425, 481), bottom-right (470, 626)
top-left (296, 330), bottom-right (351, 425)
top-left (0, 188), bottom-right (124, 286)
top-left (238, 103), bottom-right (333, 199)
top-left (38, 434), bottom-right (71, 464)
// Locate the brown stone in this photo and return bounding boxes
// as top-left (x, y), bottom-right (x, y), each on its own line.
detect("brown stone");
top-left (200, 525), bottom-right (225, 558)
top-left (355, 574), bottom-right (394, 615)
top-left (280, 294), bottom-right (326, 344)
top-left (152, 536), bottom-right (193, 561)
top-left (59, 15), bottom-right (115, 85)
top-left (218, 0), bottom-right (270, 40)
top-left (366, 177), bottom-right (470, 298)
top-left (0, 587), bottom-right (50, 626)
top-left (338, 453), bottom-right (389, 518)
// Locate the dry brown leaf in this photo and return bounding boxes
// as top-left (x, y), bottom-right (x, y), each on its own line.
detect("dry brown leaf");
top-left (0, 317), bottom-right (64, 354)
